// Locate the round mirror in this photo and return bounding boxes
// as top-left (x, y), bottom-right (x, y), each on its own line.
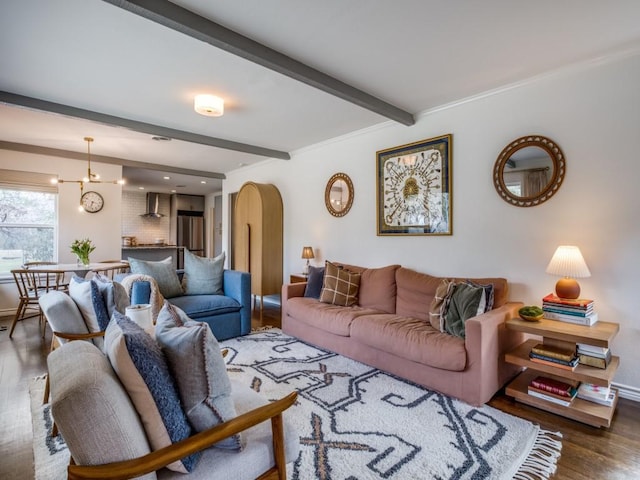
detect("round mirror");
top-left (493, 135), bottom-right (566, 207)
top-left (325, 173), bottom-right (354, 217)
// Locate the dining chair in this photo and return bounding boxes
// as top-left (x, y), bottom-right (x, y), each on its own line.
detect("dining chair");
top-left (23, 261), bottom-right (69, 292)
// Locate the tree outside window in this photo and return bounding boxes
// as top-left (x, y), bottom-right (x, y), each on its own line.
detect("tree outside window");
top-left (0, 189), bottom-right (57, 276)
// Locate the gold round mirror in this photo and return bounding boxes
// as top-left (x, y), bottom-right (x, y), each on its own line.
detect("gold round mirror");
top-left (325, 173), bottom-right (354, 217)
top-left (493, 135), bottom-right (566, 207)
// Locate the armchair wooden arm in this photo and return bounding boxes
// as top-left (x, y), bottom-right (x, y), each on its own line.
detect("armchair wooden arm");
top-left (67, 391), bottom-right (298, 480)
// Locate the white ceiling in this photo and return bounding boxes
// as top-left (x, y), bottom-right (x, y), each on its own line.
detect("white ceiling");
top-left (1, 0), bottom-right (640, 194)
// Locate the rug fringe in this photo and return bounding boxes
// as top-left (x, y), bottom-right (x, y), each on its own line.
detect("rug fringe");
top-left (513, 429), bottom-right (563, 480)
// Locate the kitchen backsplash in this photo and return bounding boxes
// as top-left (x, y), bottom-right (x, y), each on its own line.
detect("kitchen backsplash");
top-left (121, 191), bottom-right (171, 244)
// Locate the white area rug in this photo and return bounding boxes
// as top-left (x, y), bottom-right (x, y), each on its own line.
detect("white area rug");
top-left (31, 329), bottom-right (562, 479)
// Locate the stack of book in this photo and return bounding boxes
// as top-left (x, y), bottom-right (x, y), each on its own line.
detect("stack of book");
top-left (542, 293), bottom-right (598, 326)
top-left (577, 343), bottom-right (612, 369)
top-left (528, 375), bottom-right (578, 406)
top-left (529, 342), bottom-right (579, 370)
top-left (576, 382), bottom-right (616, 407)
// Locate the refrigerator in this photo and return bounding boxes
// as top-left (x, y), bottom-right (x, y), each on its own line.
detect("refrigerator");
top-left (176, 213), bottom-right (205, 269)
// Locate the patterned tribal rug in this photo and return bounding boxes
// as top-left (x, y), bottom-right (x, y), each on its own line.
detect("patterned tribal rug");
top-left (31, 328), bottom-right (562, 479)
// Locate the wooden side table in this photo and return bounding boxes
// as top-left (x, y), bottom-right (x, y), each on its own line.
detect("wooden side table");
top-left (290, 274), bottom-right (308, 283)
top-left (505, 317), bottom-right (620, 427)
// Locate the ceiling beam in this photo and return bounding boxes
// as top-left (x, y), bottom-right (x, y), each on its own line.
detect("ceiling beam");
top-left (0, 141), bottom-right (226, 179)
top-left (0, 91), bottom-right (290, 160)
top-left (102, 0), bottom-right (416, 126)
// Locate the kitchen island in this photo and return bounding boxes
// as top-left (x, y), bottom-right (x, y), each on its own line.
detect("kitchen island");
top-left (122, 245), bottom-right (184, 269)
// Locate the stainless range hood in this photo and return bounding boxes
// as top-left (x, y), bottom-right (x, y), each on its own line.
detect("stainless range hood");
top-left (140, 192), bottom-right (165, 217)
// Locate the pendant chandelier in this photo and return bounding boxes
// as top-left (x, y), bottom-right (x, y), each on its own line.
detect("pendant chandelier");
top-left (51, 137), bottom-right (125, 211)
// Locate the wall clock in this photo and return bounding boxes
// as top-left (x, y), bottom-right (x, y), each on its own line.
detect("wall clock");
top-left (81, 191), bottom-right (104, 213)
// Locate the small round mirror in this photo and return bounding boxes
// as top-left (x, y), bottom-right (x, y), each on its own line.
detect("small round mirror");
top-left (325, 173), bottom-right (354, 217)
top-left (493, 135), bottom-right (565, 207)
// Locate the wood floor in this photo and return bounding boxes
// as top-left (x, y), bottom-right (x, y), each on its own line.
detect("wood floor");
top-left (2, 301), bottom-right (639, 479)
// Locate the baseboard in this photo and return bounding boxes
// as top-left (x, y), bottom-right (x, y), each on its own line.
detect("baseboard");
top-left (612, 382), bottom-right (640, 403)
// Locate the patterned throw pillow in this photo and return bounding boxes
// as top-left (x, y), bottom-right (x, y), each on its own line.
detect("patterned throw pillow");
top-left (303, 265), bottom-right (325, 299)
top-left (466, 279), bottom-right (495, 312)
top-left (428, 279), bottom-right (456, 331)
top-left (128, 256), bottom-right (183, 299)
top-left (319, 261), bottom-right (361, 306)
top-left (182, 250), bottom-right (225, 295)
top-left (155, 302), bottom-right (243, 450)
top-left (443, 283), bottom-right (487, 338)
top-left (104, 312), bottom-right (199, 473)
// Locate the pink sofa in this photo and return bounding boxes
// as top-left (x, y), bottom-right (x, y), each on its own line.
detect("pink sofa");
top-left (282, 264), bottom-right (524, 405)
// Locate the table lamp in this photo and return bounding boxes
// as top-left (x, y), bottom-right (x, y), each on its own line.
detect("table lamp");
top-left (545, 245), bottom-right (591, 299)
top-left (301, 246), bottom-right (314, 275)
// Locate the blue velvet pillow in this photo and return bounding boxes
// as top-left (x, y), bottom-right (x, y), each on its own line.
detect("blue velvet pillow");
top-left (303, 266), bottom-right (325, 299)
top-left (128, 256), bottom-right (183, 298)
top-left (155, 302), bottom-right (243, 450)
top-left (104, 312), bottom-right (199, 473)
top-left (182, 250), bottom-right (225, 295)
top-left (90, 281), bottom-right (110, 331)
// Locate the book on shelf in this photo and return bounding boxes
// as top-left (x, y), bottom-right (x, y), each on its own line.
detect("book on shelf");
top-left (577, 383), bottom-right (616, 406)
top-left (530, 343), bottom-right (576, 362)
top-left (530, 375), bottom-right (578, 397)
top-left (577, 343), bottom-right (610, 357)
top-left (527, 388), bottom-right (575, 406)
top-left (529, 350), bottom-right (578, 366)
top-left (543, 310), bottom-right (599, 326)
top-left (578, 351), bottom-right (612, 369)
top-left (529, 355), bottom-right (578, 371)
top-left (542, 293), bottom-right (594, 308)
top-left (542, 306), bottom-right (593, 317)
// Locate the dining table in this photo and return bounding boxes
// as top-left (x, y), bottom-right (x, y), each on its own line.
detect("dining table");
top-left (25, 261), bottom-right (130, 278)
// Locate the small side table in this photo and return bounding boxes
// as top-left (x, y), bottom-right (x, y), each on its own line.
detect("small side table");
top-left (290, 274), bottom-right (308, 283)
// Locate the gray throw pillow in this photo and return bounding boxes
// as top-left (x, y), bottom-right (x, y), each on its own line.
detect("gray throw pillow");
top-left (443, 283), bottom-right (487, 338)
top-left (303, 266), bottom-right (325, 299)
top-left (128, 256), bottom-right (183, 298)
top-left (155, 302), bottom-right (243, 450)
top-left (182, 250), bottom-right (225, 295)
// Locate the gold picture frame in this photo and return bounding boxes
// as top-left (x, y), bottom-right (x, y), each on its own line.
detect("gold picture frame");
top-left (376, 134), bottom-right (452, 236)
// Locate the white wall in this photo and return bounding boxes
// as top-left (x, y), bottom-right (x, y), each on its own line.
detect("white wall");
top-left (223, 52), bottom-right (640, 393)
top-left (0, 150), bottom-right (123, 313)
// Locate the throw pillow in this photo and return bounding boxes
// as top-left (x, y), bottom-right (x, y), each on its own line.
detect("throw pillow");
top-left (128, 256), bottom-right (183, 299)
top-left (182, 250), bottom-right (225, 295)
top-left (443, 283), bottom-right (487, 338)
top-left (428, 279), bottom-right (456, 331)
top-left (69, 275), bottom-right (101, 334)
top-left (93, 273), bottom-right (130, 317)
top-left (319, 261), bottom-right (361, 307)
top-left (303, 265), bottom-right (325, 299)
top-left (466, 279), bottom-right (495, 312)
top-left (104, 312), bottom-right (199, 473)
top-left (155, 302), bottom-right (243, 450)
top-left (90, 281), bottom-right (111, 331)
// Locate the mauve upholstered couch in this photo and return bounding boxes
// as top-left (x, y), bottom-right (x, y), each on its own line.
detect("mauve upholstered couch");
top-left (282, 264), bottom-right (524, 405)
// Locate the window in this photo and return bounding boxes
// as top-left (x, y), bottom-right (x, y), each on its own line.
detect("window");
top-left (0, 170), bottom-right (58, 277)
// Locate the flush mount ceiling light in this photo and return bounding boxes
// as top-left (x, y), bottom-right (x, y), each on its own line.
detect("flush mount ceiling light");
top-left (194, 94), bottom-right (224, 117)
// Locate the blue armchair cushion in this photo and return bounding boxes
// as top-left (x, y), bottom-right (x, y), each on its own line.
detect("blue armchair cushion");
top-left (182, 250), bottom-right (225, 296)
top-left (168, 295), bottom-right (241, 318)
top-left (104, 312), bottom-right (198, 473)
top-left (155, 302), bottom-right (243, 450)
top-left (128, 256), bottom-right (183, 299)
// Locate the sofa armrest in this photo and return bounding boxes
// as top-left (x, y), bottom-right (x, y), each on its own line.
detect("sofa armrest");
top-left (223, 270), bottom-right (251, 336)
top-left (67, 391), bottom-right (298, 480)
top-left (281, 282), bottom-right (307, 323)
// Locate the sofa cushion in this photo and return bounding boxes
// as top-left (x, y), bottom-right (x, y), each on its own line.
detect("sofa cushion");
top-left (104, 312), bottom-right (198, 473)
top-left (395, 267), bottom-right (443, 321)
top-left (350, 314), bottom-right (467, 371)
top-left (320, 261), bottom-right (361, 307)
top-left (155, 302), bottom-right (243, 450)
top-left (48, 341), bottom-right (157, 480)
top-left (357, 265), bottom-right (400, 314)
top-left (129, 256), bottom-right (183, 299)
top-left (428, 278), bottom-right (456, 331)
top-left (443, 283), bottom-right (487, 338)
top-left (286, 297), bottom-right (381, 337)
top-left (169, 294), bottom-right (241, 318)
top-left (303, 265), bottom-right (325, 299)
top-left (182, 250), bottom-right (225, 296)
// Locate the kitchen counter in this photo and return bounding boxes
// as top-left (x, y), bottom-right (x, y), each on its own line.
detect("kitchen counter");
top-left (122, 245), bottom-right (184, 249)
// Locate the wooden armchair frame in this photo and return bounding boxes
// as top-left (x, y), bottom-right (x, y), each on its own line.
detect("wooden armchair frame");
top-left (66, 391), bottom-right (298, 480)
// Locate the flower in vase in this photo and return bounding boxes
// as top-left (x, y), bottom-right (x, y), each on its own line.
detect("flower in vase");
top-left (70, 238), bottom-right (96, 266)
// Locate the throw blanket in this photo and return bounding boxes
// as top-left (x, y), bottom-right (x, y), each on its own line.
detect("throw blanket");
top-left (119, 274), bottom-right (164, 322)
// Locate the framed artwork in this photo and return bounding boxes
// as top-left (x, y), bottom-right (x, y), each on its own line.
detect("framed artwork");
top-left (376, 134), bottom-right (452, 236)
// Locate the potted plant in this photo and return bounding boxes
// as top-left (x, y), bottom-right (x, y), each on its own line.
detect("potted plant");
top-left (70, 238), bottom-right (95, 266)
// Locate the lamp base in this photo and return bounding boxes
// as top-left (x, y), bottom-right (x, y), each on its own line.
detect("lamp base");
top-left (555, 277), bottom-right (581, 299)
